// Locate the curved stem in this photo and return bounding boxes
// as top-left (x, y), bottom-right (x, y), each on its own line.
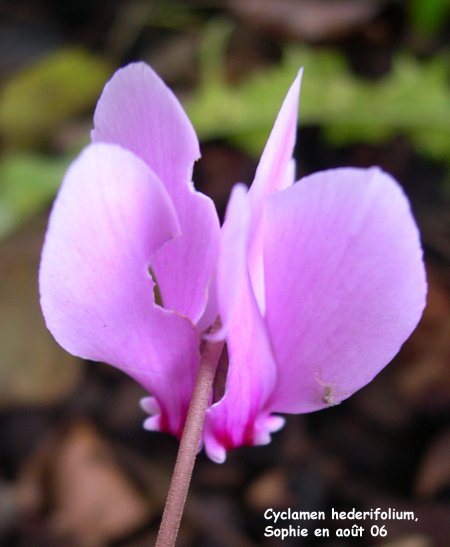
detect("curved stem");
top-left (155, 327), bottom-right (224, 547)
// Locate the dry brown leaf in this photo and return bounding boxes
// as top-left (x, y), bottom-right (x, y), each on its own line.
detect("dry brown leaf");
top-left (246, 468), bottom-right (289, 510)
top-left (391, 263), bottom-right (450, 413)
top-left (0, 214), bottom-right (82, 408)
top-left (17, 420), bottom-right (151, 547)
top-left (415, 427), bottom-right (450, 500)
top-left (377, 535), bottom-right (432, 547)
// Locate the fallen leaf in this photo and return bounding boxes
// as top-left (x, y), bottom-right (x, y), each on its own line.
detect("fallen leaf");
top-left (415, 427), bottom-right (450, 499)
top-left (246, 468), bottom-right (289, 510)
top-left (393, 263), bottom-right (450, 414)
top-left (377, 534), bottom-right (432, 547)
top-left (17, 420), bottom-right (151, 547)
top-left (0, 214), bottom-right (82, 408)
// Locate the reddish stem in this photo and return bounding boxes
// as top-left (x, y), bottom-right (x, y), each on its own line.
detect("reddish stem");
top-left (155, 326), bottom-right (224, 547)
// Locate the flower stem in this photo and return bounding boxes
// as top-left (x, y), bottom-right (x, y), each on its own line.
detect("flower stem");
top-left (155, 324), bottom-right (224, 547)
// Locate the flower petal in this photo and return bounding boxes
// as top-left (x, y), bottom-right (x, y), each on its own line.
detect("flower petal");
top-left (208, 183), bottom-right (249, 341)
top-left (203, 191), bottom-right (280, 462)
top-left (263, 167), bottom-right (427, 413)
top-left (151, 185), bottom-right (219, 324)
top-left (92, 62), bottom-right (220, 323)
top-left (92, 62), bottom-right (200, 197)
top-left (246, 69), bottom-right (302, 314)
top-left (203, 270), bottom-right (281, 462)
top-left (39, 143), bottom-right (200, 436)
top-left (247, 70), bottom-right (302, 206)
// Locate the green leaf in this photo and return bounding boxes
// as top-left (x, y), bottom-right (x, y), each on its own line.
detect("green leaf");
top-left (0, 47), bottom-right (112, 147)
top-left (409, 0), bottom-right (450, 36)
top-left (0, 151), bottom-right (73, 238)
top-left (185, 22), bottom-right (450, 166)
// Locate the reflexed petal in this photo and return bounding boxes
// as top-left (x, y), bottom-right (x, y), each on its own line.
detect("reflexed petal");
top-left (151, 185), bottom-right (220, 324)
top-left (196, 272), bottom-right (219, 335)
top-left (39, 143), bottom-right (200, 436)
top-left (92, 62), bottom-right (220, 323)
top-left (246, 69), bottom-right (302, 314)
top-left (204, 269), bottom-right (279, 463)
top-left (208, 183), bottom-right (249, 341)
top-left (204, 183), bottom-right (280, 461)
top-left (284, 158), bottom-right (297, 188)
top-left (263, 167), bottom-right (427, 413)
top-left (92, 62), bottom-right (200, 197)
top-left (247, 69), bottom-right (302, 206)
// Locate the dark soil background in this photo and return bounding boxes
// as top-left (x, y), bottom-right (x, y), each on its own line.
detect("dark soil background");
top-left (1, 1), bottom-right (450, 546)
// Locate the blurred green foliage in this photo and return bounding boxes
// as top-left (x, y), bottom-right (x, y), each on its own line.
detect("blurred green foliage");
top-left (0, 47), bottom-right (112, 147)
top-left (0, 47), bottom-right (112, 238)
top-left (0, 152), bottom-right (73, 238)
top-left (1, 19), bottom-right (450, 241)
top-left (409, 0), bottom-right (450, 36)
top-left (186, 24), bottom-right (450, 166)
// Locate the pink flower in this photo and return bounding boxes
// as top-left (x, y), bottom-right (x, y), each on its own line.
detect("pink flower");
top-left (39, 63), bottom-right (426, 463)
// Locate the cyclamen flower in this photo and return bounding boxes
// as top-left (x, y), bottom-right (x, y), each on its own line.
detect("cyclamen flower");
top-left (39, 63), bottom-right (426, 463)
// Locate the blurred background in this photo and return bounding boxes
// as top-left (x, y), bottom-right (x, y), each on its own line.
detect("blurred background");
top-left (0, 0), bottom-right (450, 546)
